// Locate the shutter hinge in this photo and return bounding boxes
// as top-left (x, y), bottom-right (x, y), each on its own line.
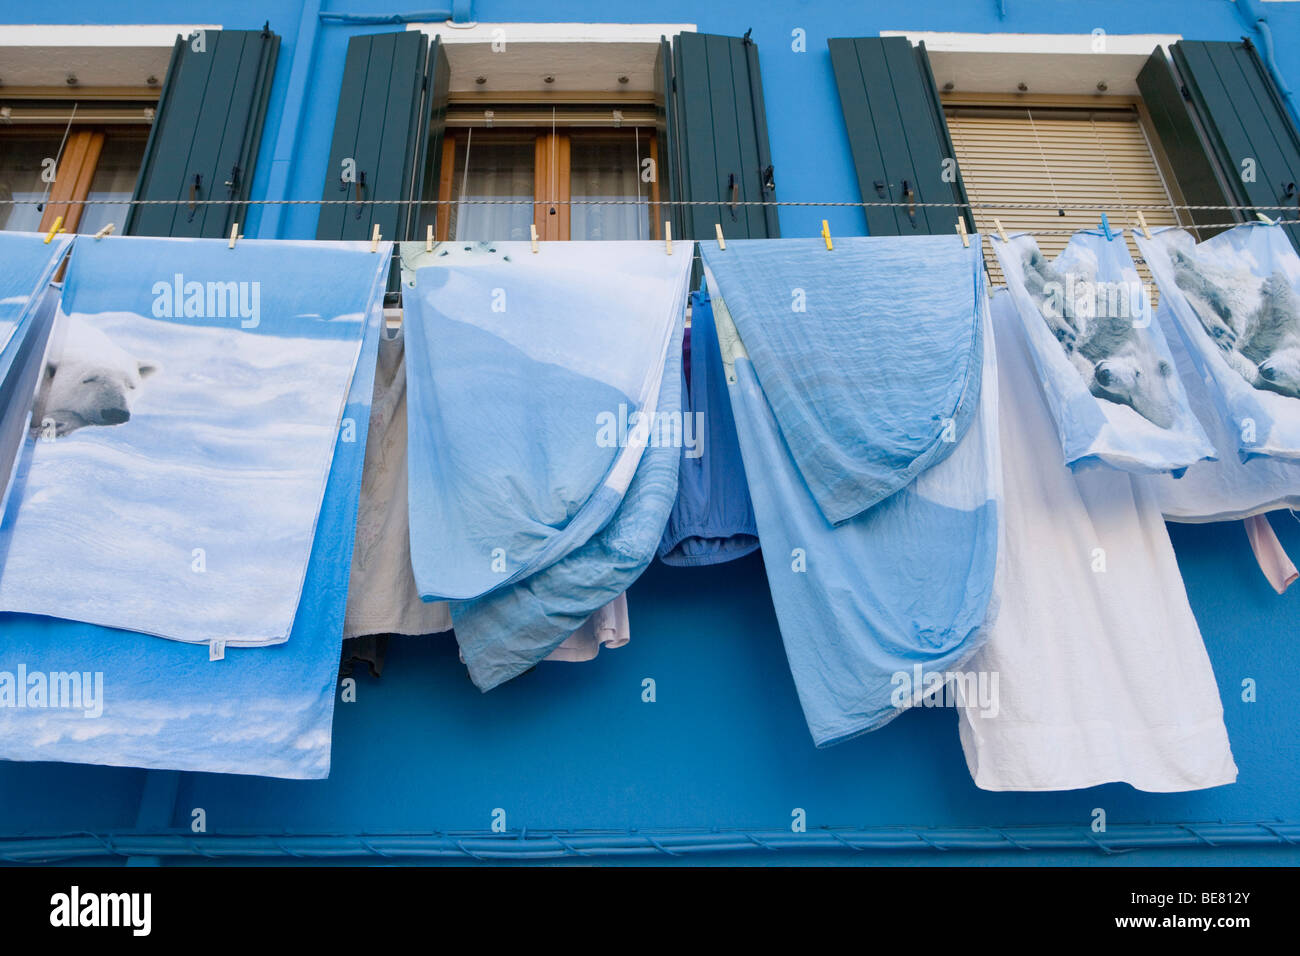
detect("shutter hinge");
top-left (742, 28), bottom-right (753, 46)
top-left (261, 20), bottom-right (271, 39)
top-left (762, 165), bottom-right (775, 192)
top-left (1241, 36), bottom-right (1255, 53)
top-left (1180, 84), bottom-right (1192, 101)
top-left (223, 165), bottom-right (241, 198)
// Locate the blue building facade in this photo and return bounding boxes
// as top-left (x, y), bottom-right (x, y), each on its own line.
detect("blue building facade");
top-left (2, 0), bottom-right (1300, 865)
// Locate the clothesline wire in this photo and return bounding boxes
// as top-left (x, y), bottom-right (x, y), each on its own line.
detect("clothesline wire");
top-left (7, 198), bottom-right (1300, 211)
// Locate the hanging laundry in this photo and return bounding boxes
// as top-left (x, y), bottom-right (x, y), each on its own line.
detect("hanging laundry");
top-left (1138, 222), bottom-right (1300, 463)
top-left (702, 237), bottom-right (985, 525)
top-left (0, 232), bottom-right (73, 510)
top-left (993, 230), bottom-right (1214, 475)
top-left (0, 237), bottom-right (388, 646)
top-left (344, 326), bottom-right (452, 641)
top-left (342, 324), bottom-right (632, 662)
top-left (955, 290), bottom-right (1237, 792)
top-left (401, 240), bottom-right (690, 689)
top-left (700, 237), bottom-right (1001, 747)
top-left (1135, 297), bottom-right (1300, 523)
top-left (658, 291), bottom-right (759, 566)
top-left (0, 272), bottom-right (386, 779)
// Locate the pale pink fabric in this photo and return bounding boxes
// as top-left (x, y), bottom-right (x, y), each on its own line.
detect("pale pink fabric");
top-left (1243, 513), bottom-right (1298, 595)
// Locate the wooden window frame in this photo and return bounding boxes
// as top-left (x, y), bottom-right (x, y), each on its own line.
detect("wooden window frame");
top-left (433, 125), bottom-right (660, 242)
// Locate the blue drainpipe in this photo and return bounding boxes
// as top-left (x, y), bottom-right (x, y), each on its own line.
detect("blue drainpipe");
top-left (1234, 0), bottom-right (1300, 129)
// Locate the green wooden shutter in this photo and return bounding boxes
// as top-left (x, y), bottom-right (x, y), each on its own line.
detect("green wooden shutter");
top-left (317, 31), bottom-right (444, 243)
top-left (1136, 46), bottom-right (1238, 239)
top-left (828, 36), bottom-right (972, 237)
top-left (126, 27), bottom-right (279, 238)
top-left (1168, 39), bottom-right (1300, 250)
top-left (667, 32), bottom-right (779, 241)
top-left (654, 36), bottom-right (683, 243)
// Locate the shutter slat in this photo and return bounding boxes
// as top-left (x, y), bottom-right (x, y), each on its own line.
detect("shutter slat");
top-left (829, 36), bottom-right (972, 236)
top-left (126, 28), bottom-right (280, 238)
top-left (317, 31), bottom-right (437, 245)
top-left (1172, 39), bottom-right (1300, 251)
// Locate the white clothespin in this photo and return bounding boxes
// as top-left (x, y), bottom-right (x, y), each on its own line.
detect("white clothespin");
top-left (1136, 211), bottom-right (1153, 239)
top-left (665, 221), bottom-right (672, 255)
top-left (426, 223), bottom-right (433, 253)
top-left (530, 222), bottom-right (539, 253)
top-left (821, 219), bottom-right (832, 251)
top-left (956, 218), bottom-right (969, 248)
top-left (715, 223), bottom-right (726, 250)
top-left (993, 218), bottom-right (1009, 243)
top-left (228, 222), bottom-right (239, 249)
top-left (93, 222), bottom-right (115, 240)
top-left (370, 223), bottom-right (382, 252)
top-left (1257, 212), bottom-right (1276, 225)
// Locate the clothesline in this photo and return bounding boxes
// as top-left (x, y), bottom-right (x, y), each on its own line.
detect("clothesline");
top-left (6, 198), bottom-right (1300, 211)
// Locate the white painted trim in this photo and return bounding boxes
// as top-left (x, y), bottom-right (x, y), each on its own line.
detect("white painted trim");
top-left (0, 25), bottom-right (221, 47)
top-left (404, 22), bottom-right (696, 44)
top-left (880, 30), bottom-right (1182, 56)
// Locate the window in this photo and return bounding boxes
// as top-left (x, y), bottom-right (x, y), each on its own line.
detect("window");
top-left (943, 97), bottom-right (1187, 287)
top-left (0, 102), bottom-right (151, 236)
top-left (419, 106), bottom-right (660, 243)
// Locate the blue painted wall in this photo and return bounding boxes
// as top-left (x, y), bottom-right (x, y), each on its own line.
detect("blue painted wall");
top-left (2, 0), bottom-right (1299, 864)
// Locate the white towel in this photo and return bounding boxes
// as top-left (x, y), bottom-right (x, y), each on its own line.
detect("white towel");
top-left (956, 292), bottom-right (1238, 792)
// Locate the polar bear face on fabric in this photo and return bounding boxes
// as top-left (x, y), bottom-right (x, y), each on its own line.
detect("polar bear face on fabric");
top-left (30, 316), bottom-right (159, 437)
top-left (1173, 248), bottom-right (1300, 400)
top-left (1020, 241), bottom-right (1180, 429)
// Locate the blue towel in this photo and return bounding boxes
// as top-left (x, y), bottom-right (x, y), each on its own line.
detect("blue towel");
top-left (0, 270), bottom-right (385, 779)
top-left (994, 230), bottom-right (1215, 475)
top-left (699, 236), bottom-right (985, 526)
top-left (658, 291), bottom-right (759, 566)
top-left (1138, 223), bottom-right (1300, 464)
top-left (0, 236), bottom-right (387, 646)
top-left (402, 240), bottom-right (693, 603)
top-left (452, 317), bottom-right (683, 690)
top-left (0, 231), bottom-right (72, 359)
top-left (702, 242), bottom-right (1001, 747)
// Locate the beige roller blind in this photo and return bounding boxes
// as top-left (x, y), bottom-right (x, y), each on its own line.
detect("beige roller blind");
top-left (944, 105), bottom-right (1186, 291)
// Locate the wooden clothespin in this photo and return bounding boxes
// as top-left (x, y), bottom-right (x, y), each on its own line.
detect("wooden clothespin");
top-left (665, 221), bottom-right (672, 255)
top-left (370, 223), bottom-right (381, 252)
top-left (228, 222), bottom-right (240, 249)
top-left (426, 224), bottom-right (434, 253)
top-left (715, 223), bottom-right (725, 250)
top-left (956, 217), bottom-right (969, 248)
top-left (1136, 211), bottom-right (1152, 240)
top-left (1257, 212), bottom-right (1276, 225)
top-left (993, 218), bottom-right (1009, 243)
top-left (93, 222), bottom-right (115, 240)
top-left (43, 215), bottom-right (64, 244)
top-left (821, 219), bottom-right (832, 251)
top-left (530, 222), bottom-right (539, 254)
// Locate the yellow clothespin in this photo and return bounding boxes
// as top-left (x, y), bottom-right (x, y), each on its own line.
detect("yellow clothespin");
top-left (665, 221), bottom-right (672, 255)
top-left (1136, 211), bottom-right (1153, 240)
top-left (530, 222), bottom-right (539, 254)
top-left (821, 219), bottom-right (832, 251)
top-left (993, 218), bottom-right (1009, 243)
top-left (426, 223), bottom-right (434, 253)
top-left (715, 223), bottom-right (726, 250)
top-left (93, 222), bottom-right (115, 240)
top-left (228, 222), bottom-right (240, 249)
top-left (43, 215), bottom-right (64, 244)
top-left (956, 217), bottom-right (969, 248)
top-left (1257, 212), bottom-right (1276, 225)
top-left (370, 223), bottom-right (382, 252)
